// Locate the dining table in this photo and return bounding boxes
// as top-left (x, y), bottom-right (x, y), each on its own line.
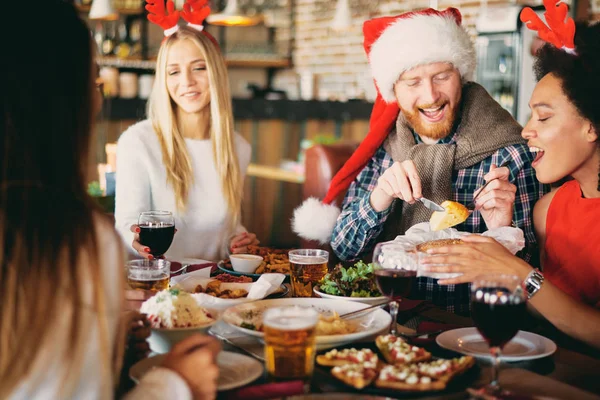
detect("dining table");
top-left (125, 276), bottom-right (600, 400)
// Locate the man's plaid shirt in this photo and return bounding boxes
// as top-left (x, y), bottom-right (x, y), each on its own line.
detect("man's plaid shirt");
top-left (331, 133), bottom-right (548, 316)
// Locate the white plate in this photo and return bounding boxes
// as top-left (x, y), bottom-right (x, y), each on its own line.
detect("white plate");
top-left (436, 327), bottom-right (557, 362)
top-left (313, 286), bottom-right (387, 306)
top-left (129, 351), bottom-right (263, 391)
top-left (222, 298), bottom-right (391, 350)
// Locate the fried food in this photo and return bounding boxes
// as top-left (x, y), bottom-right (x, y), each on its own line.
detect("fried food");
top-left (193, 281), bottom-right (248, 299)
top-left (316, 312), bottom-right (356, 335)
top-left (226, 246), bottom-right (291, 275)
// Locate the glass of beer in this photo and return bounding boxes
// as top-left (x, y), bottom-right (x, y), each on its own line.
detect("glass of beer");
top-left (263, 306), bottom-right (319, 381)
top-left (126, 259), bottom-right (170, 291)
top-left (288, 249), bottom-right (329, 297)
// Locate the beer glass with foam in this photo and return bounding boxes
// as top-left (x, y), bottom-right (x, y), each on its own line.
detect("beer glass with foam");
top-left (263, 306), bottom-right (319, 381)
top-left (288, 249), bottom-right (329, 297)
top-left (126, 259), bottom-right (171, 291)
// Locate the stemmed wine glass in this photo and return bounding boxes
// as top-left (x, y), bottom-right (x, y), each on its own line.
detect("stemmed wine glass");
top-left (372, 241), bottom-right (419, 336)
top-left (138, 211), bottom-right (175, 258)
top-left (471, 274), bottom-right (527, 396)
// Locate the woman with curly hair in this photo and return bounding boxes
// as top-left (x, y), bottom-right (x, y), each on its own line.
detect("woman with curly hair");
top-left (421, 16), bottom-right (600, 349)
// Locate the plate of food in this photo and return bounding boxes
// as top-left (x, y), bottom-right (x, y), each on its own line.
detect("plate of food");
top-left (140, 288), bottom-right (219, 353)
top-left (217, 245), bottom-right (291, 280)
top-left (314, 261), bottom-right (386, 305)
top-left (221, 298), bottom-right (391, 350)
top-left (313, 336), bottom-right (478, 396)
top-left (171, 270), bottom-right (289, 310)
top-left (130, 351), bottom-right (264, 391)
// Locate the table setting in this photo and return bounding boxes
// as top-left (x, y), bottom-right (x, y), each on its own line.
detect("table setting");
top-left (123, 239), bottom-right (600, 400)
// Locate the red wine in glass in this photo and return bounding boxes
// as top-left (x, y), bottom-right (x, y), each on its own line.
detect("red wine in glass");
top-left (470, 275), bottom-right (527, 396)
top-left (139, 223), bottom-right (175, 257)
top-left (472, 287), bottom-right (527, 348)
top-left (138, 211), bottom-right (175, 258)
top-left (374, 269), bottom-right (416, 300)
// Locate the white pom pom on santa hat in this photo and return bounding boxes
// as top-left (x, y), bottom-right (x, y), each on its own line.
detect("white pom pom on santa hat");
top-left (292, 197), bottom-right (341, 244)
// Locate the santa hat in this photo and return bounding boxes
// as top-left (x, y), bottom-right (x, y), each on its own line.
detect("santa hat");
top-left (292, 8), bottom-right (476, 244)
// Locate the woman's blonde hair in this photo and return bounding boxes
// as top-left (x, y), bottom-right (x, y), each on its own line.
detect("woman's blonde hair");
top-left (148, 27), bottom-right (242, 232)
top-left (0, 3), bottom-right (123, 397)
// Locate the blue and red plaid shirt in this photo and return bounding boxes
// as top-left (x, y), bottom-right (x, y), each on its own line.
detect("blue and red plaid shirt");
top-left (331, 133), bottom-right (548, 316)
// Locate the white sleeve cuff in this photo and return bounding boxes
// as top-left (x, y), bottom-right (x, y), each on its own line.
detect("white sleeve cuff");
top-left (124, 367), bottom-right (192, 400)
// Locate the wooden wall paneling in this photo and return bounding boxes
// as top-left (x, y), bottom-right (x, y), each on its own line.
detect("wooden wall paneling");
top-left (237, 119), bottom-right (255, 236)
top-left (252, 120), bottom-right (284, 245)
top-left (343, 120), bottom-right (369, 143)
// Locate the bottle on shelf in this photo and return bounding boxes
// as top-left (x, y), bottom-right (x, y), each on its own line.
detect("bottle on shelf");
top-left (101, 22), bottom-right (116, 57)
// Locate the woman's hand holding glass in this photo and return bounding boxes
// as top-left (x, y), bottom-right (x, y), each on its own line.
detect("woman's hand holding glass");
top-left (420, 235), bottom-right (532, 285)
top-left (131, 211), bottom-right (176, 259)
top-left (229, 231), bottom-right (260, 254)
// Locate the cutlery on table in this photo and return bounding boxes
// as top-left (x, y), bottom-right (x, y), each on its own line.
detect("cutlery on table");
top-left (339, 300), bottom-right (392, 320)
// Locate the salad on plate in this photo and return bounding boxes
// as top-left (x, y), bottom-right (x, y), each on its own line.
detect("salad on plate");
top-left (319, 261), bottom-right (382, 298)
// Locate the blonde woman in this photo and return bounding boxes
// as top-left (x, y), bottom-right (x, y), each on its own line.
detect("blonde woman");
top-left (115, 25), bottom-right (258, 261)
top-left (1, 3), bottom-right (219, 399)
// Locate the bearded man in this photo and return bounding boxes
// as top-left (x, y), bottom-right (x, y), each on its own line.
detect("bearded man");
top-left (292, 8), bottom-right (547, 315)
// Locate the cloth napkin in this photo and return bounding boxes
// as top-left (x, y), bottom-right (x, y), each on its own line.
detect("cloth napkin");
top-left (247, 273), bottom-right (286, 299)
top-left (220, 380), bottom-right (305, 400)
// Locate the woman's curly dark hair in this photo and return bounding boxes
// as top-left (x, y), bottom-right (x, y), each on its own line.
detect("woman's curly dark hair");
top-left (534, 21), bottom-right (600, 134)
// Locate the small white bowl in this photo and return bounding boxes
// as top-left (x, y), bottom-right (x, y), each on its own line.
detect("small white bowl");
top-left (148, 319), bottom-right (218, 354)
top-left (229, 254), bottom-right (263, 274)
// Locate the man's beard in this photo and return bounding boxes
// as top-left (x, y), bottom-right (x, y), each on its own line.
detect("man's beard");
top-left (402, 99), bottom-right (460, 141)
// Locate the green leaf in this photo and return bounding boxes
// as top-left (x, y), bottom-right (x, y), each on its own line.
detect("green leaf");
top-left (241, 322), bottom-right (256, 330)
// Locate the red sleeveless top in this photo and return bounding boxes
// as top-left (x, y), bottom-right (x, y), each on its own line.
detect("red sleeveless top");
top-left (544, 180), bottom-right (600, 308)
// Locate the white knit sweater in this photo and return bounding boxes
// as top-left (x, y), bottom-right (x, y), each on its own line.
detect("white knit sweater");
top-left (115, 120), bottom-right (251, 262)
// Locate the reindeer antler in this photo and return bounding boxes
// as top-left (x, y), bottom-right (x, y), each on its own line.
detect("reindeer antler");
top-left (520, 0), bottom-right (575, 53)
top-left (146, 0), bottom-right (180, 34)
top-left (181, 0), bottom-right (211, 27)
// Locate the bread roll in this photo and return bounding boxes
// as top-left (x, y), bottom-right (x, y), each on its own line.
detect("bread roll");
top-left (429, 201), bottom-right (469, 231)
top-left (416, 239), bottom-right (464, 252)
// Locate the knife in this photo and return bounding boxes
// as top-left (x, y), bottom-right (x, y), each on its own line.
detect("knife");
top-left (418, 197), bottom-right (445, 212)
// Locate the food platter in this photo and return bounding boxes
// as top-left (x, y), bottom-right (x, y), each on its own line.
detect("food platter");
top-left (313, 286), bottom-right (387, 306)
top-left (312, 341), bottom-right (480, 397)
top-left (218, 245), bottom-right (292, 281)
top-left (221, 298), bottom-right (391, 350)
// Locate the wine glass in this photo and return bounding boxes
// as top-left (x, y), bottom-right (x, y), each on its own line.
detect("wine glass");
top-left (138, 211), bottom-right (175, 258)
top-left (471, 274), bottom-right (527, 395)
top-left (372, 241), bottom-right (419, 336)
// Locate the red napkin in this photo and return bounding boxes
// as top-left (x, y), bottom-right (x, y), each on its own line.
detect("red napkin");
top-left (220, 380), bottom-right (305, 400)
top-left (169, 262), bottom-right (217, 277)
top-left (397, 298), bottom-right (427, 312)
top-left (418, 320), bottom-right (463, 334)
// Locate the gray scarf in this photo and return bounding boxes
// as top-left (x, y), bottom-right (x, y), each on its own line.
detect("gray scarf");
top-left (380, 82), bottom-right (525, 237)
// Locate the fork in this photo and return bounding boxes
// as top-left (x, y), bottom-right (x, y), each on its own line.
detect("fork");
top-left (466, 160), bottom-right (511, 211)
top-left (339, 300), bottom-right (391, 320)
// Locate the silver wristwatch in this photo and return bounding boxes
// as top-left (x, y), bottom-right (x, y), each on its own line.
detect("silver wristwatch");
top-left (524, 269), bottom-right (545, 299)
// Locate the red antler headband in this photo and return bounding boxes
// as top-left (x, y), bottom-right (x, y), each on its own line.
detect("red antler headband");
top-left (520, 0), bottom-right (576, 55)
top-left (146, 0), bottom-right (210, 36)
